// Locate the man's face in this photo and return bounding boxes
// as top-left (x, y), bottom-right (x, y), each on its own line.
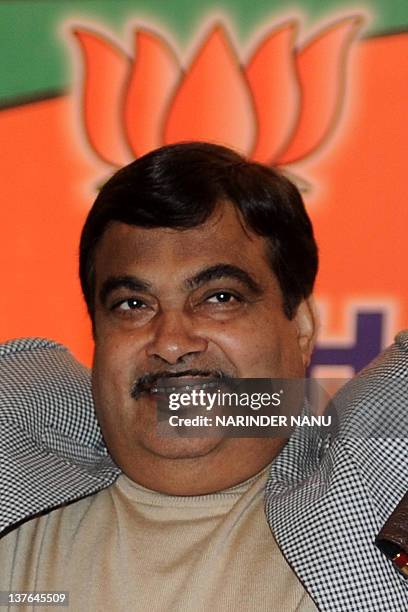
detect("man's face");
top-left (92, 204), bottom-right (315, 482)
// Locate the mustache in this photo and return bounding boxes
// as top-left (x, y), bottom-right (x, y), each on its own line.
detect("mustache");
top-left (131, 368), bottom-right (233, 399)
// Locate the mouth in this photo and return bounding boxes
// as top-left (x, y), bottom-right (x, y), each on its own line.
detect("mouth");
top-left (150, 375), bottom-right (222, 395)
top-left (131, 369), bottom-right (228, 400)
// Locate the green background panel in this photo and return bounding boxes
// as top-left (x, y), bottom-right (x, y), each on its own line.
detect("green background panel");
top-left (0, 0), bottom-right (407, 105)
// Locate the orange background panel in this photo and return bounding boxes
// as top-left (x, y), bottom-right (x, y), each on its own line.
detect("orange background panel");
top-left (0, 96), bottom-right (96, 363)
top-left (0, 32), bottom-right (407, 365)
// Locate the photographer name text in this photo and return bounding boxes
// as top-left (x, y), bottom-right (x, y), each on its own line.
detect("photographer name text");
top-left (167, 415), bottom-right (331, 427)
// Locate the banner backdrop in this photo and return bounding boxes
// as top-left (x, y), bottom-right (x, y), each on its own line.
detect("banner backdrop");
top-left (1, 1), bottom-right (407, 370)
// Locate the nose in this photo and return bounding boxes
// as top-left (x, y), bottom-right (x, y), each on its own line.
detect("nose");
top-left (145, 310), bottom-right (208, 365)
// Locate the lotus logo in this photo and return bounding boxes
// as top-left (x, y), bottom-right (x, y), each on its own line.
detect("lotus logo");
top-left (72, 17), bottom-right (361, 168)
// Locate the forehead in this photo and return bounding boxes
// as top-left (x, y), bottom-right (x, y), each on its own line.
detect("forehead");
top-left (93, 205), bottom-right (272, 281)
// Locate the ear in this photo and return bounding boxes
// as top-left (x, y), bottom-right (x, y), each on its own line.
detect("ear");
top-left (294, 297), bottom-right (319, 367)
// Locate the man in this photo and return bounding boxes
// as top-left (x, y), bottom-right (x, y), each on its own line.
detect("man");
top-left (0, 142), bottom-right (407, 611)
top-left (79, 140), bottom-right (317, 496)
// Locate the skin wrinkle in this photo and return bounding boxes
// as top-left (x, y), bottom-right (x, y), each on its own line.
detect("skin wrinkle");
top-left (91, 204), bottom-right (317, 495)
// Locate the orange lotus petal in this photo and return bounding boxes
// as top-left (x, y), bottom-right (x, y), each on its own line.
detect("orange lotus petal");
top-left (276, 17), bottom-right (362, 165)
top-left (164, 26), bottom-right (256, 154)
top-left (73, 29), bottom-right (132, 166)
top-left (124, 30), bottom-right (180, 157)
top-left (246, 22), bottom-right (300, 164)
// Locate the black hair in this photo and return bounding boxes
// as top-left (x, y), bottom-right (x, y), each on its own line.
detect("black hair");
top-left (79, 141), bottom-right (318, 319)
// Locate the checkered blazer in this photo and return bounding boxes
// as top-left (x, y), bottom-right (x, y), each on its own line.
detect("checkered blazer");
top-left (0, 335), bottom-right (407, 611)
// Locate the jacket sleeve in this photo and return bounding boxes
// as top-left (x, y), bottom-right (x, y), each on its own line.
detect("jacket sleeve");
top-left (0, 338), bottom-right (118, 535)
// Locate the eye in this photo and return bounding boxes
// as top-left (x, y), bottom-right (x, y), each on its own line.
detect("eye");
top-left (114, 298), bottom-right (147, 311)
top-left (206, 291), bottom-right (241, 304)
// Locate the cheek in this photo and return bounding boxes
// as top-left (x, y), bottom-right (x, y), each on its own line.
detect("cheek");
top-left (207, 312), bottom-right (301, 376)
top-left (92, 333), bottom-right (137, 402)
top-left (94, 316), bottom-right (147, 373)
top-left (92, 345), bottom-right (138, 442)
top-left (206, 316), bottom-right (280, 373)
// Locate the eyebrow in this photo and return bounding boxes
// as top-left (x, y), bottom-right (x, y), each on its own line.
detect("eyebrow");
top-left (185, 264), bottom-right (263, 295)
top-left (99, 276), bottom-right (152, 307)
top-left (99, 264), bottom-right (263, 307)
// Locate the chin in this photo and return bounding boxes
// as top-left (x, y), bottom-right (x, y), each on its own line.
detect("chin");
top-left (140, 431), bottom-right (224, 460)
